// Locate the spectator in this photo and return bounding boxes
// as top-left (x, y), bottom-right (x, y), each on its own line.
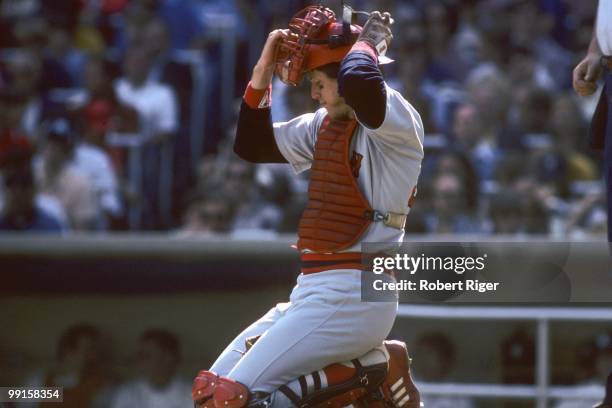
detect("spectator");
top-left (111, 329), bottom-right (192, 408)
top-left (178, 192), bottom-right (235, 236)
top-left (489, 183), bottom-right (552, 236)
top-left (472, 1), bottom-right (513, 67)
top-left (449, 26), bottom-right (485, 84)
top-left (493, 153), bottom-right (527, 189)
top-left (464, 64), bottom-right (513, 151)
top-left (425, 170), bottom-right (482, 234)
top-left (156, 0), bottom-right (202, 51)
top-left (498, 325), bottom-right (536, 408)
top-left (12, 16), bottom-right (73, 92)
top-left (500, 326), bottom-right (535, 385)
top-left (508, 85), bottom-right (554, 139)
top-left (564, 191), bottom-right (608, 238)
top-left (451, 102), bottom-right (501, 183)
top-left (74, 54), bottom-right (138, 168)
top-left (0, 91), bottom-right (31, 143)
top-left (20, 323), bottom-right (112, 408)
top-left (46, 22), bottom-right (86, 86)
top-left (412, 332), bottom-right (476, 408)
top-left (505, 45), bottom-right (556, 91)
top-left (40, 0), bottom-right (81, 33)
top-left (72, 3), bottom-right (110, 54)
top-left (71, 136), bottom-right (123, 227)
top-left (223, 157), bottom-right (273, 232)
top-left (423, 0), bottom-right (460, 84)
top-left (114, 48), bottom-right (177, 143)
top-left (488, 189), bottom-right (529, 236)
top-left (2, 50), bottom-right (45, 140)
top-left (0, 0), bottom-right (41, 48)
top-left (233, 165), bottom-right (291, 234)
top-left (390, 26), bottom-right (436, 133)
top-left (143, 17), bottom-right (196, 215)
top-left (34, 118), bottom-right (99, 230)
top-left (511, 177), bottom-right (552, 235)
top-left (114, 47), bottom-right (178, 228)
top-left (144, 17), bottom-right (192, 120)
top-left (554, 332), bottom-right (612, 408)
top-left (550, 93), bottom-right (599, 182)
top-left (111, 0), bottom-right (161, 53)
top-left (0, 137), bottom-right (64, 233)
top-left (492, 154), bottom-right (553, 235)
top-left (57, 56), bottom-right (128, 226)
top-left (508, 0), bottom-right (573, 88)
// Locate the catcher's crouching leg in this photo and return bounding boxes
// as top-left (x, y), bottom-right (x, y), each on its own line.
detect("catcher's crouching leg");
top-left (193, 347), bottom-right (389, 408)
top-left (193, 342), bottom-right (421, 408)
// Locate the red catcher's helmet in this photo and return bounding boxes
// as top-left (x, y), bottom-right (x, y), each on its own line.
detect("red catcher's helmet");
top-left (275, 6), bottom-right (362, 86)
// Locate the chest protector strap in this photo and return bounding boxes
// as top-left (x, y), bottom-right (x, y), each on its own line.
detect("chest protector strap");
top-left (297, 115), bottom-right (373, 252)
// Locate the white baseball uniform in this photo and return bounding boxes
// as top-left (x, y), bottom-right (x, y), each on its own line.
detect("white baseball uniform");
top-left (210, 83), bottom-right (424, 401)
top-left (597, 0), bottom-right (612, 56)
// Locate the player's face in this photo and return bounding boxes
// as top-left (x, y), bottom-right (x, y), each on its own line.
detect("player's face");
top-left (308, 70), bottom-right (353, 120)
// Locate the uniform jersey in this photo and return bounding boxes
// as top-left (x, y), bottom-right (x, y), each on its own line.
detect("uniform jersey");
top-left (273, 83), bottom-right (424, 251)
top-left (597, 0), bottom-right (612, 56)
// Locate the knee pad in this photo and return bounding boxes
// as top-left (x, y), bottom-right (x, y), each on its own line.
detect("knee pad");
top-left (193, 371), bottom-right (249, 408)
top-left (214, 378), bottom-right (249, 408)
top-left (193, 370), bottom-right (218, 404)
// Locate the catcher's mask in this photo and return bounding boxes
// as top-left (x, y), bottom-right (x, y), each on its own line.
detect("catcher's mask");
top-left (275, 4), bottom-right (392, 86)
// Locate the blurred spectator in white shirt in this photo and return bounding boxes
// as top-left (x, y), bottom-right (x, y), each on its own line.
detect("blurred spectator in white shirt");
top-left (34, 118), bottom-right (99, 230)
top-left (114, 48), bottom-right (177, 143)
top-left (114, 47), bottom-right (178, 228)
top-left (111, 329), bottom-right (192, 408)
top-left (72, 143), bottom-right (122, 224)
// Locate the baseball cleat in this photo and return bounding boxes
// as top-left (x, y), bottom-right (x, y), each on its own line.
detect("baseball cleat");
top-left (378, 340), bottom-right (421, 408)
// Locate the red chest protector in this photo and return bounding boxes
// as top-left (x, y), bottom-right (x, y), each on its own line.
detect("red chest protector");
top-left (297, 115), bottom-right (373, 252)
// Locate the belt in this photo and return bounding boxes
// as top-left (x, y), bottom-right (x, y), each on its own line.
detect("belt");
top-left (601, 56), bottom-right (612, 71)
top-left (300, 252), bottom-right (395, 277)
top-left (300, 252), bottom-right (363, 274)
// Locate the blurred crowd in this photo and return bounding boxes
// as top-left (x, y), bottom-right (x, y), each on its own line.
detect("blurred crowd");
top-left (410, 328), bottom-right (612, 408)
top-left (14, 325), bottom-right (193, 408)
top-left (0, 0), bottom-right (607, 238)
top-left (5, 323), bottom-right (611, 407)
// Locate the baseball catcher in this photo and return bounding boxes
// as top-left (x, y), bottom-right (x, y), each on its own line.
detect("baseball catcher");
top-left (193, 5), bottom-right (423, 407)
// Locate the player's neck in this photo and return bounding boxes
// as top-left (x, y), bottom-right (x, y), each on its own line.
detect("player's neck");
top-left (328, 109), bottom-right (355, 121)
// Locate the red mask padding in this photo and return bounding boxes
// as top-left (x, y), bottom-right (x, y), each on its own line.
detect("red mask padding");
top-left (275, 5), bottom-right (361, 86)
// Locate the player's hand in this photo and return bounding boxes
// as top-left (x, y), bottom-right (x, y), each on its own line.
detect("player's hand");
top-left (573, 52), bottom-right (602, 97)
top-left (251, 29), bottom-right (291, 89)
top-left (358, 11), bottom-right (394, 56)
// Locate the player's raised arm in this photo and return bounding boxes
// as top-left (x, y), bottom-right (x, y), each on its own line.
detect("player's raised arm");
top-left (233, 30), bottom-right (289, 164)
top-left (338, 11), bottom-right (393, 129)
